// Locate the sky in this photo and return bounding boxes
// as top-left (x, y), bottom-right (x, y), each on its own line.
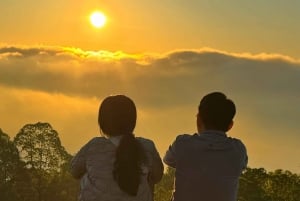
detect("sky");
top-left (1, 0), bottom-right (300, 173)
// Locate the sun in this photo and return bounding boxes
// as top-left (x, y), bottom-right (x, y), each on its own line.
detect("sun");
top-left (90, 11), bottom-right (107, 28)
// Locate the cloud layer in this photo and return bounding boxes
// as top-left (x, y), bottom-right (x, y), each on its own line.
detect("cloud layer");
top-left (1, 46), bottom-right (300, 172)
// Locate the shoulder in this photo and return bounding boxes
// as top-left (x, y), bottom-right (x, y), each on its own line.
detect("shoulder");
top-left (228, 137), bottom-right (247, 151)
top-left (83, 137), bottom-right (112, 152)
top-left (136, 137), bottom-right (155, 146)
top-left (230, 137), bottom-right (246, 146)
top-left (168, 134), bottom-right (195, 151)
top-left (136, 137), bottom-right (158, 152)
top-left (136, 136), bottom-right (153, 143)
top-left (175, 134), bottom-right (193, 141)
top-left (86, 136), bottom-right (108, 145)
top-left (165, 134), bottom-right (195, 157)
top-left (173, 134), bottom-right (195, 145)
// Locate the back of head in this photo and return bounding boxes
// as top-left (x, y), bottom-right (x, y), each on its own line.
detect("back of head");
top-left (98, 95), bottom-right (136, 136)
top-left (198, 92), bottom-right (236, 132)
top-left (98, 95), bottom-right (143, 196)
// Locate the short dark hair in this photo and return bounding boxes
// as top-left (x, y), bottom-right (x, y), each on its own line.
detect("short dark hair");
top-left (198, 92), bottom-right (236, 132)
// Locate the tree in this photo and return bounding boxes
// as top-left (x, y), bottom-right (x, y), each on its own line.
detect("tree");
top-left (44, 154), bottom-right (79, 201)
top-left (154, 167), bottom-right (175, 201)
top-left (14, 122), bottom-right (70, 201)
top-left (14, 122), bottom-right (68, 172)
top-left (0, 128), bottom-right (21, 201)
top-left (265, 169), bottom-right (300, 201)
top-left (238, 167), bottom-right (271, 201)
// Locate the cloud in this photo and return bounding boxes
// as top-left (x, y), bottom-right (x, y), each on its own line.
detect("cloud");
top-left (1, 46), bottom-right (299, 106)
top-left (1, 46), bottom-right (300, 172)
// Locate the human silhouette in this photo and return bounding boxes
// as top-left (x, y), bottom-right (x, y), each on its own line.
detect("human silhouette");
top-left (164, 92), bottom-right (248, 201)
top-left (71, 95), bottom-right (164, 201)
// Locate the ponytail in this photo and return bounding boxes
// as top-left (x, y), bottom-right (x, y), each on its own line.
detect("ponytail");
top-left (113, 133), bottom-right (143, 196)
top-left (98, 95), bottom-right (144, 196)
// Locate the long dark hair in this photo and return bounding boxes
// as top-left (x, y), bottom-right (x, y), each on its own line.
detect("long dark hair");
top-left (98, 95), bottom-right (144, 196)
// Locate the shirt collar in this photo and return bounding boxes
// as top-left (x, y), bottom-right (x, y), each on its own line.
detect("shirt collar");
top-left (198, 130), bottom-right (227, 137)
top-left (108, 135), bottom-right (123, 146)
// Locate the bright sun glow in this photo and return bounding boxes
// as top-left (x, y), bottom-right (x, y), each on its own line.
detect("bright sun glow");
top-left (90, 11), bottom-right (107, 28)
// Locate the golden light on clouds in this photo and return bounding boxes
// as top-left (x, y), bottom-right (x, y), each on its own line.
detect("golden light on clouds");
top-left (90, 11), bottom-right (107, 28)
top-left (1, 46), bottom-right (300, 172)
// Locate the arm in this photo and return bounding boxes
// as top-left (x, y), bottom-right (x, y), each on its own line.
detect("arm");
top-left (163, 139), bottom-right (177, 168)
top-left (148, 141), bottom-right (164, 184)
top-left (70, 141), bottom-right (91, 179)
top-left (236, 139), bottom-right (248, 170)
top-left (241, 144), bottom-right (248, 170)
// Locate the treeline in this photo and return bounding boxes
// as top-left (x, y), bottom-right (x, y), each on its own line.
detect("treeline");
top-left (1, 122), bottom-right (300, 201)
top-left (155, 167), bottom-right (300, 201)
top-left (0, 123), bottom-right (78, 201)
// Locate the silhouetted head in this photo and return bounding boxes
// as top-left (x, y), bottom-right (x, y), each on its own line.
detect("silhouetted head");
top-left (98, 95), bottom-right (137, 136)
top-left (197, 92), bottom-right (236, 132)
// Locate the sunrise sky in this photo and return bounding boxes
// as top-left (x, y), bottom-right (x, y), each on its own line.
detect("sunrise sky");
top-left (1, 0), bottom-right (300, 173)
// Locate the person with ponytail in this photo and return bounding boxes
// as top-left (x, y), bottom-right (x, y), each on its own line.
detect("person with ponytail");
top-left (71, 95), bottom-right (164, 201)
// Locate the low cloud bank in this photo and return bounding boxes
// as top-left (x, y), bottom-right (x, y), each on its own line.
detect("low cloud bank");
top-left (1, 46), bottom-right (300, 172)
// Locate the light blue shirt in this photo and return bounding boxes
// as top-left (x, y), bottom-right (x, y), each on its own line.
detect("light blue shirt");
top-left (164, 131), bottom-right (248, 201)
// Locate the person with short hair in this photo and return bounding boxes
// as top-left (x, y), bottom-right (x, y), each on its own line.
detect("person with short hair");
top-left (164, 92), bottom-right (248, 201)
top-left (71, 95), bottom-right (163, 201)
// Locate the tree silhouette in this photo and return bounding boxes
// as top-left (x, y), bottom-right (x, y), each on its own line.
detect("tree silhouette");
top-left (154, 167), bottom-right (174, 201)
top-left (238, 168), bottom-right (271, 201)
top-left (13, 122), bottom-right (70, 201)
top-left (14, 122), bottom-right (68, 172)
top-left (0, 129), bottom-right (22, 201)
top-left (265, 169), bottom-right (300, 201)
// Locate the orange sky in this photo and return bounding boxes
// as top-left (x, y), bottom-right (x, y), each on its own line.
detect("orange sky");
top-left (1, 1), bottom-right (300, 173)
top-left (1, 1), bottom-right (300, 58)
